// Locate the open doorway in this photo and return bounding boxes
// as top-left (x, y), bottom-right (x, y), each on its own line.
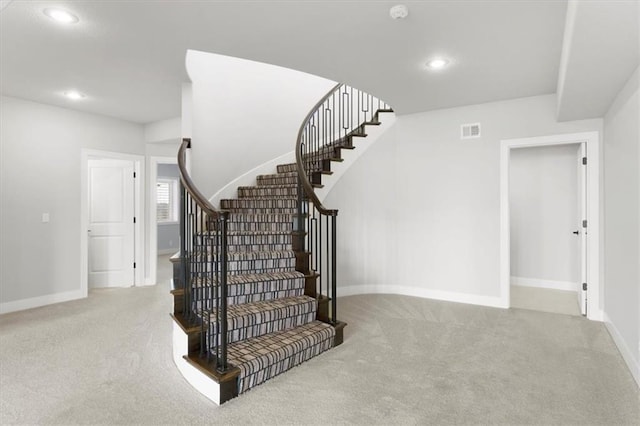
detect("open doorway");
top-left (148, 156), bottom-right (179, 285)
top-left (508, 143), bottom-right (583, 316)
top-left (500, 132), bottom-right (601, 320)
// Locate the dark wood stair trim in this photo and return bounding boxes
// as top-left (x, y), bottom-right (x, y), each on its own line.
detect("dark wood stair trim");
top-left (171, 313), bottom-right (200, 334)
top-left (333, 321), bottom-right (347, 346)
top-left (171, 313), bottom-right (203, 354)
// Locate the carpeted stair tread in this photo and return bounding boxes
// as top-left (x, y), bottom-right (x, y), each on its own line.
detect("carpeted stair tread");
top-left (226, 249), bottom-right (296, 260)
top-left (206, 230), bottom-right (293, 253)
top-left (237, 184), bottom-right (298, 198)
top-left (200, 250), bottom-right (297, 275)
top-left (257, 172), bottom-right (298, 186)
top-left (195, 230), bottom-right (293, 252)
top-left (193, 270), bottom-right (305, 306)
top-left (193, 270), bottom-right (304, 286)
top-left (220, 198), bottom-right (297, 212)
top-left (228, 320), bottom-right (335, 393)
top-left (199, 230), bottom-right (293, 238)
top-left (229, 213), bottom-right (295, 222)
top-left (206, 295), bottom-right (317, 344)
top-left (226, 213), bottom-right (294, 232)
top-left (276, 159), bottom-right (341, 174)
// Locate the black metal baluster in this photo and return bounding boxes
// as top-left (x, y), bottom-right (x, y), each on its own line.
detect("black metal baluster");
top-left (218, 213), bottom-right (229, 372)
top-left (331, 213), bottom-right (337, 324)
top-left (180, 183), bottom-right (188, 316)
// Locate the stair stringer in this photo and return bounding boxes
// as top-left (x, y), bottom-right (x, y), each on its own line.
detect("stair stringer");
top-left (172, 322), bottom-right (225, 405)
top-left (315, 111), bottom-right (396, 203)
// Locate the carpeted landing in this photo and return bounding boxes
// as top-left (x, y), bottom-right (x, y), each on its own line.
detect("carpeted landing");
top-left (1, 281), bottom-right (638, 425)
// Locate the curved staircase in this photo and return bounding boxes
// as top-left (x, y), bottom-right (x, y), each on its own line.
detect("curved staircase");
top-left (171, 84), bottom-right (392, 403)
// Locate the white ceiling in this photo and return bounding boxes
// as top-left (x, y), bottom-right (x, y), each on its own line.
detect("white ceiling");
top-left (557, 0), bottom-right (639, 121)
top-left (0, 1), bottom-right (637, 124)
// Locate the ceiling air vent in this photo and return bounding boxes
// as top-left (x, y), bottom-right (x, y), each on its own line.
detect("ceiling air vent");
top-left (461, 123), bottom-right (481, 139)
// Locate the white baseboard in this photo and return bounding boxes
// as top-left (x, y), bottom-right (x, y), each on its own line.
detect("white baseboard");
top-left (0, 289), bottom-right (86, 315)
top-left (604, 313), bottom-right (640, 389)
top-left (337, 285), bottom-right (507, 309)
top-left (511, 276), bottom-right (578, 292)
top-left (142, 277), bottom-right (157, 286)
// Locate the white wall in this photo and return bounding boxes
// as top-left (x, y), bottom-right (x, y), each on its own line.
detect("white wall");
top-left (186, 50), bottom-right (337, 199)
top-left (144, 117), bottom-right (181, 144)
top-left (603, 66), bottom-right (639, 386)
top-left (510, 144), bottom-right (580, 289)
top-left (0, 96), bottom-right (145, 311)
top-left (325, 94), bottom-right (601, 307)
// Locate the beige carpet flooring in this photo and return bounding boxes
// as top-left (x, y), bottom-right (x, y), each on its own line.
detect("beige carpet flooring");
top-left (0, 256), bottom-right (638, 425)
top-left (511, 285), bottom-right (581, 316)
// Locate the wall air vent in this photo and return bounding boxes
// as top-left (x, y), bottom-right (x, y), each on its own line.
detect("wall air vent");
top-left (461, 123), bottom-right (481, 139)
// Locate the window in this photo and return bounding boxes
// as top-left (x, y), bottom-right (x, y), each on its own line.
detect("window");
top-left (157, 178), bottom-right (178, 223)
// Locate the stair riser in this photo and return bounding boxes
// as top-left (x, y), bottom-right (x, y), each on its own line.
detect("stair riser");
top-left (277, 164), bottom-right (297, 174)
top-left (277, 163), bottom-right (326, 174)
top-left (192, 278), bottom-right (305, 306)
top-left (227, 222), bottom-right (292, 232)
top-left (230, 213), bottom-right (294, 223)
top-left (193, 289), bottom-right (305, 309)
top-left (229, 290), bottom-right (303, 306)
top-left (196, 234), bottom-right (293, 252)
top-left (257, 175), bottom-right (298, 186)
top-left (220, 199), bottom-right (297, 211)
top-left (192, 257), bottom-right (297, 275)
top-left (279, 161), bottom-right (337, 176)
top-left (238, 186), bottom-right (298, 198)
top-left (211, 312), bottom-right (316, 345)
top-left (196, 233), bottom-right (292, 246)
top-left (226, 243), bottom-right (291, 252)
top-left (223, 207), bottom-right (299, 214)
top-left (208, 299), bottom-right (317, 344)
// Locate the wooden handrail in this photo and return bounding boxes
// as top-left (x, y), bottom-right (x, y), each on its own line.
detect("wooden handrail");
top-left (295, 83), bottom-right (341, 217)
top-left (178, 138), bottom-right (228, 219)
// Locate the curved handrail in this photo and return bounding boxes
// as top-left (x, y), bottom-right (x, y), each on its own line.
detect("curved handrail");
top-left (177, 137), bottom-right (230, 372)
top-left (178, 138), bottom-right (228, 219)
top-left (295, 83), bottom-right (341, 216)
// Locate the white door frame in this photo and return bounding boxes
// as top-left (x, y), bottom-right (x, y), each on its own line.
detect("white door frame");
top-left (500, 131), bottom-right (602, 320)
top-left (147, 156), bottom-right (179, 286)
top-left (81, 149), bottom-right (145, 295)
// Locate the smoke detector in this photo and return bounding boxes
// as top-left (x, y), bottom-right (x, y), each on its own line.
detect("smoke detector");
top-left (390, 5), bottom-right (409, 20)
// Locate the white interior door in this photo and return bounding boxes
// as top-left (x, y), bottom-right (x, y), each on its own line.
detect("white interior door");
top-left (577, 142), bottom-right (588, 315)
top-left (88, 159), bottom-right (135, 288)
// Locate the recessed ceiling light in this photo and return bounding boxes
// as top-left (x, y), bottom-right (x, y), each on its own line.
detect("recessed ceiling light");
top-left (426, 58), bottom-right (450, 70)
top-left (44, 8), bottom-right (79, 24)
top-left (64, 90), bottom-right (86, 100)
top-left (389, 5), bottom-right (409, 20)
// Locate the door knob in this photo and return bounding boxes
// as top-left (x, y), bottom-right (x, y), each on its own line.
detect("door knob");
top-left (572, 230), bottom-right (579, 235)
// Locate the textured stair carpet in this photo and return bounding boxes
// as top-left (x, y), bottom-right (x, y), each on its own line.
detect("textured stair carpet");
top-left (229, 320), bottom-right (334, 393)
top-left (1, 276), bottom-right (638, 425)
top-left (208, 295), bottom-right (317, 344)
top-left (193, 170), bottom-right (337, 394)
